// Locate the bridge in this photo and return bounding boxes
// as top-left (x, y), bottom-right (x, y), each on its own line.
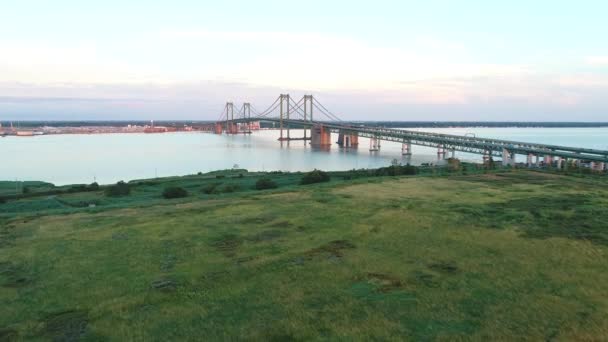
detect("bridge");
top-left (202, 94), bottom-right (608, 171)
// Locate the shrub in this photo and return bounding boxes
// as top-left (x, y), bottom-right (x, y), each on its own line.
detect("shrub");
top-left (68, 185), bottom-right (88, 193)
top-left (374, 164), bottom-right (418, 176)
top-left (202, 183), bottom-right (222, 194)
top-left (0, 197), bottom-right (6, 205)
top-left (216, 175), bottom-right (225, 179)
top-left (222, 184), bottom-right (239, 193)
top-left (105, 181), bottom-right (131, 197)
top-left (255, 178), bottom-right (278, 190)
top-left (162, 186), bottom-right (188, 199)
top-left (300, 169), bottom-right (330, 185)
top-left (89, 182), bottom-right (100, 191)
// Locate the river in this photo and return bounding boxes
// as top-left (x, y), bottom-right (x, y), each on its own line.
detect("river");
top-left (1, 127), bottom-right (607, 185)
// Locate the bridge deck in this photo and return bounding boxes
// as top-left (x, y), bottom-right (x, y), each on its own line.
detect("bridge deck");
top-left (231, 118), bottom-right (608, 163)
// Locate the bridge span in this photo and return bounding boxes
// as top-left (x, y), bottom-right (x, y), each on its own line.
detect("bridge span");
top-left (203, 94), bottom-right (608, 171)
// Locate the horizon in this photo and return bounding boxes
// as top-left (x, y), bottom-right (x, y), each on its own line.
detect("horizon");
top-left (1, 1), bottom-right (607, 121)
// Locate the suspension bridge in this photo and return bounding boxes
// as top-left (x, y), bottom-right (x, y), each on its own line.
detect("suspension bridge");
top-left (201, 94), bottom-right (608, 171)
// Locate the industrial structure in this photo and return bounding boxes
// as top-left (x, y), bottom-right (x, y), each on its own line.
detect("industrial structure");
top-left (208, 94), bottom-right (608, 171)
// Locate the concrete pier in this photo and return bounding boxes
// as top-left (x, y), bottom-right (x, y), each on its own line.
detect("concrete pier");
top-left (369, 137), bottom-right (380, 151)
top-left (337, 132), bottom-right (359, 147)
top-left (401, 140), bottom-right (412, 155)
top-left (437, 145), bottom-right (447, 159)
top-left (311, 124), bottom-right (332, 147)
top-left (502, 149), bottom-right (515, 166)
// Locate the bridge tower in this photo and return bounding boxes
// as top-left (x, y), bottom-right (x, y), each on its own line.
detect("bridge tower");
top-left (303, 95), bottom-right (313, 141)
top-left (279, 94), bottom-right (290, 141)
top-left (243, 103), bottom-right (252, 134)
top-left (225, 102), bottom-right (234, 134)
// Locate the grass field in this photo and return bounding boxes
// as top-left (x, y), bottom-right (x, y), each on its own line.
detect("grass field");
top-left (1, 170), bottom-right (607, 340)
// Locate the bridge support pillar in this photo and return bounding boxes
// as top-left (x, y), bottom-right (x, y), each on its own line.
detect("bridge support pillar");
top-left (502, 149), bottom-right (515, 166)
top-left (544, 155), bottom-right (554, 167)
top-left (450, 149), bottom-right (456, 159)
top-left (591, 162), bottom-right (606, 172)
top-left (527, 154), bottom-right (533, 167)
top-left (483, 151), bottom-right (491, 166)
top-left (535, 155), bottom-right (540, 168)
top-left (369, 137), bottom-right (380, 151)
top-left (401, 140), bottom-right (412, 155)
top-left (214, 123), bottom-right (223, 134)
top-left (337, 132), bottom-right (359, 147)
top-left (437, 145), bottom-right (447, 159)
top-left (311, 124), bottom-right (331, 147)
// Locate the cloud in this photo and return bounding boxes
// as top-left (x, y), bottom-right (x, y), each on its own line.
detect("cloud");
top-left (585, 56), bottom-right (608, 66)
top-left (0, 29), bottom-right (529, 94)
top-left (2, 30), bottom-right (608, 120)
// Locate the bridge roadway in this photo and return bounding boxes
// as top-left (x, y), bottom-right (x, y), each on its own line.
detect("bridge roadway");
top-left (231, 118), bottom-right (608, 164)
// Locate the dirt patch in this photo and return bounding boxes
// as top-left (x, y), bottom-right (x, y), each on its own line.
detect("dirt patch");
top-left (42, 310), bottom-right (88, 341)
top-left (0, 328), bottom-right (18, 341)
top-left (210, 234), bottom-right (242, 257)
top-left (410, 270), bottom-right (440, 288)
top-left (202, 270), bottom-right (229, 281)
top-left (246, 213), bottom-right (277, 225)
top-left (150, 279), bottom-right (177, 292)
top-left (269, 221), bottom-right (293, 229)
top-left (248, 230), bottom-right (282, 242)
top-left (160, 254), bottom-right (177, 272)
top-left (364, 273), bottom-right (404, 293)
top-left (428, 261), bottom-right (459, 274)
top-left (235, 256), bottom-right (258, 265)
top-left (305, 240), bottom-right (356, 260)
top-left (0, 262), bottom-right (33, 288)
top-left (111, 232), bottom-right (129, 241)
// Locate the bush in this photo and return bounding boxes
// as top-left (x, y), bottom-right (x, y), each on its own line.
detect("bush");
top-left (202, 183), bottom-right (222, 194)
top-left (68, 184), bottom-right (88, 193)
top-left (105, 181), bottom-right (131, 197)
top-left (89, 182), bottom-right (100, 191)
top-left (221, 184), bottom-right (240, 193)
top-left (0, 197), bottom-right (6, 205)
top-left (374, 164), bottom-right (418, 176)
top-left (162, 186), bottom-right (188, 199)
top-left (255, 178), bottom-right (278, 190)
top-left (300, 169), bottom-right (330, 185)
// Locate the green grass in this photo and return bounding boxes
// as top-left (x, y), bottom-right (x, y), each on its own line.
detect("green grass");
top-left (1, 170), bottom-right (608, 340)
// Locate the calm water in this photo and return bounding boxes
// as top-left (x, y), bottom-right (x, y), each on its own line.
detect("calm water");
top-left (1, 127), bottom-right (607, 185)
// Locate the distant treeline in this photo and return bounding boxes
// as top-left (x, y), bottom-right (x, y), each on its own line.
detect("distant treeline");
top-left (0, 121), bottom-right (214, 128)
top-left (342, 121), bottom-right (608, 128)
top-left (3, 121), bottom-right (608, 128)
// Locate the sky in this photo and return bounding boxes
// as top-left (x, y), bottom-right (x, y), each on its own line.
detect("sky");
top-left (1, 0), bottom-right (607, 121)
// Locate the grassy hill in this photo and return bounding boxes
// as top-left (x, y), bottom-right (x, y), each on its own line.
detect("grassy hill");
top-left (1, 170), bottom-right (607, 340)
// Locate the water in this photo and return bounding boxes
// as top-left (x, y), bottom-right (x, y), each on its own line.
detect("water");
top-left (1, 127), bottom-right (607, 185)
